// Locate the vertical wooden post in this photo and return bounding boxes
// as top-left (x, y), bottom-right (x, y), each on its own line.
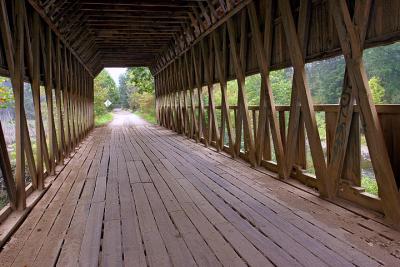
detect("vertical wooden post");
top-left (179, 57), bottom-right (190, 137)
top-left (279, 0), bottom-right (329, 196)
top-left (32, 11), bottom-right (44, 189)
top-left (75, 63), bottom-right (81, 141)
top-left (226, 15), bottom-right (256, 166)
top-left (73, 58), bottom-right (79, 145)
top-left (329, 0), bottom-right (400, 225)
top-left (283, 0), bottom-right (311, 178)
top-left (327, 0), bottom-right (372, 195)
top-left (184, 52), bottom-right (198, 141)
top-left (14, 0), bottom-right (26, 210)
top-left (255, 0), bottom-right (273, 165)
top-left (213, 28), bottom-right (235, 156)
top-left (248, 1), bottom-right (285, 177)
top-left (175, 60), bottom-right (185, 134)
top-left (45, 25), bottom-right (56, 174)
top-left (341, 112), bottom-right (361, 186)
top-left (55, 37), bottom-right (65, 163)
top-left (63, 45), bottom-right (71, 155)
top-left (201, 38), bottom-right (220, 150)
top-left (192, 46), bottom-right (208, 146)
top-left (70, 55), bottom-right (77, 148)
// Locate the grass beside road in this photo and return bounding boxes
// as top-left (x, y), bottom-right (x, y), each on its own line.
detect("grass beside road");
top-left (95, 112), bottom-right (113, 127)
top-left (134, 110), bottom-right (157, 124)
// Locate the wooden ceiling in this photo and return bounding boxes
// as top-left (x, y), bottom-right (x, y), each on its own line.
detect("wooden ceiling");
top-left (30, 0), bottom-right (238, 75)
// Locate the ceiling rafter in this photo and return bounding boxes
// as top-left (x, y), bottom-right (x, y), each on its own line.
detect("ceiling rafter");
top-left (152, 0), bottom-right (250, 74)
top-left (30, 0), bottom-right (247, 73)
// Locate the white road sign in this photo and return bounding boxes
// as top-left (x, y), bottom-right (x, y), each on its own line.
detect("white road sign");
top-left (104, 99), bottom-right (112, 107)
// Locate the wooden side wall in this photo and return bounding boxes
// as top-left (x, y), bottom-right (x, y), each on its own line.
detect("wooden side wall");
top-left (0, 0), bottom-right (94, 221)
top-left (154, 0), bottom-right (400, 81)
top-left (155, 0), bottom-right (400, 227)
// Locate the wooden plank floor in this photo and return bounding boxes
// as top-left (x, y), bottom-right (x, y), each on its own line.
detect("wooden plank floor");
top-left (1, 110), bottom-right (400, 267)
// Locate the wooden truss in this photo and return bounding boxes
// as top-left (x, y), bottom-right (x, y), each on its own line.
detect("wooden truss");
top-left (0, 0), bottom-right (93, 214)
top-left (155, 0), bottom-right (400, 227)
top-left (1, 0), bottom-right (400, 234)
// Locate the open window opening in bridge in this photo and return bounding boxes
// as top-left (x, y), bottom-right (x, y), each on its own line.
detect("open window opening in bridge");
top-left (302, 56), bottom-right (346, 178)
top-left (359, 41), bottom-right (400, 194)
top-left (363, 42), bottom-right (400, 104)
top-left (212, 83), bottom-right (224, 147)
top-left (0, 78), bottom-right (35, 210)
top-left (39, 86), bottom-right (49, 158)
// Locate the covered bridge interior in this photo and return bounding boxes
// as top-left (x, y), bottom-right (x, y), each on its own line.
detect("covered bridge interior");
top-left (2, 0), bottom-right (400, 266)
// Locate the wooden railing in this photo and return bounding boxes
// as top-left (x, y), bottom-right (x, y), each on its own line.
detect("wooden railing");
top-left (160, 103), bottom-right (400, 214)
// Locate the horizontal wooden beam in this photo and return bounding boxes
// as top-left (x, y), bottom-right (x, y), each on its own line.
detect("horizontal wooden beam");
top-left (79, 0), bottom-right (204, 7)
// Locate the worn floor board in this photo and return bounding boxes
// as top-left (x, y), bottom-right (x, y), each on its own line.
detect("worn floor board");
top-left (1, 111), bottom-right (400, 266)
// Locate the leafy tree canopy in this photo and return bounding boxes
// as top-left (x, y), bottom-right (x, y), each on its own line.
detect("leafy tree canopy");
top-left (126, 67), bottom-right (154, 94)
top-left (119, 73), bottom-right (130, 109)
top-left (94, 70), bottom-right (119, 116)
top-left (0, 77), bottom-right (13, 109)
top-left (369, 76), bottom-right (385, 104)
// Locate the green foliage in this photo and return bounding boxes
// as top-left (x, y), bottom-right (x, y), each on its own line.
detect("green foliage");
top-left (226, 80), bottom-right (239, 105)
top-left (126, 67), bottom-right (154, 94)
top-left (361, 177), bottom-right (379, 195)
top-left (364, 43), bottom-right (400, 103)
top-left (119, 73), bottom-right (130, 108)
top-left (0, 77), bottom-right (13, 109)
top-left (95, 112), bottom-right (113, 127)
top-left (94, 81), bottom-right (108, 116)
top-left (0, 194), bottom-right (8, 210)
top-left (368, 76), bottom-right (385, 104)
top-left (118, 67), bottom-right (156, 123)
top-left (270, 69), bottom-right (292, 105)
top-left (94, 70), bottom-right (119, 117)
top-left (245, 74), bottom-right (261, 105)
top-left (129, 91), bottom-right (155, 122)
top-left (306, 56), bottom-right (345, 104)
top-left (221, 70), bottom-right (293, 107)
top-left (134, 110), bottom-right (157, 124)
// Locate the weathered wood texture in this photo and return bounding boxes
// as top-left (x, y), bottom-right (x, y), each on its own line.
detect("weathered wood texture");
top-left (0, 0), bottom-right (94, 229)
top-left (155, 0), bottom-right (400, 227)
top-left (0, 1), bottom-right (398, 76)
top-left (2, 112), bottom-right (400, 266)
top-left (153, 0), bottom-right (400, 77)
top-left (2, 0), bottom-right (400, 251)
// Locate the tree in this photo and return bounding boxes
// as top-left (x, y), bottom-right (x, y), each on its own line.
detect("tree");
top-left (0, 77), bottom-right (13, 109)
top-left (368, 76), bottom-right (385, 104)
top-left (306, 56), bottom-right (345, 104)
top-left (94, 70), bottom-right (119, 116)
top-left (94, 80), bottom-right (108, 116)
top-left (364, 43), bottom-right (400, 103)
top-left (245, 74), bottom-right (261, 105)
top-left (129, 91), bottom-right (154, 112)
top-left (119, 73), bottom-right (130, 108)
top-left (118, 67), bottom-right (156, 122)
top-left (95, 70), bottom-right (120, 109)
top-left (270, 69), bottom-right (292, 105)
top-left (126, 67), bottom-right (154, 94)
